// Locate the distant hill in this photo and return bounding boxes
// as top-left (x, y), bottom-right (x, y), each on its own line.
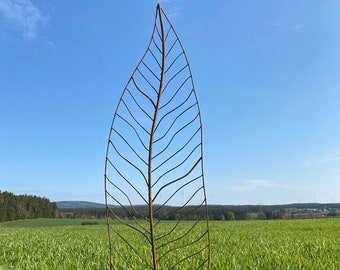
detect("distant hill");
top-left (56, 201), bottom-right (106, 209)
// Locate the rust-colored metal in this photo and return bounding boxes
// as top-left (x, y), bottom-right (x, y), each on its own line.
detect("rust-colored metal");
top-left (104, 3), bottom-right (210, 269)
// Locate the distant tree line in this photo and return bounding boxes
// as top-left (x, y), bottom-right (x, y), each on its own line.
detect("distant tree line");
top-left (58, 203), bottom-right (340, 221)
top-left (57, 206), bottom-right (273, 220)
top-left (59, 208), bottom-right (107, 219)
top-left (59, 206), bottom-right (208, 220)
top-left (0, 191), bottom-right (58, 222)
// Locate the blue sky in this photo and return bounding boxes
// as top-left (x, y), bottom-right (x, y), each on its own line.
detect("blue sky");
top-left (1, 0), bottom-right (340, 205)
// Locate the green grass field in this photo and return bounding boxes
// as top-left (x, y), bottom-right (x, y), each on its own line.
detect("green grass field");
top-left (0, 218), bottom-right (339, 269)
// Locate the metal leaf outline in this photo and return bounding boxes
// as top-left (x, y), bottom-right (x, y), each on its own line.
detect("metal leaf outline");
top-left (104, 4), bottom-right (210, 269)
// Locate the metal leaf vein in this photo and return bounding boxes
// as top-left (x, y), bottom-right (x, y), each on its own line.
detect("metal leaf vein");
top-left (105, 4), bottom-right (210, 269)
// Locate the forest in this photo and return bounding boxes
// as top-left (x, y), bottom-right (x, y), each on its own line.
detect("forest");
top-left (0, 191), bottom-right (57, 222)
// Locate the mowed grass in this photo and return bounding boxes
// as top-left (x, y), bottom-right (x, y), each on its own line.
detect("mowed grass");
top-left (0, 218), bottom-right (339, 269)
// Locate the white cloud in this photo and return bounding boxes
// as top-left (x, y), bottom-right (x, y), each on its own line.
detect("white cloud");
top-left (230, 179), bottom-right (278, 193)
top-left (0, 0), bottom-right (48, 39)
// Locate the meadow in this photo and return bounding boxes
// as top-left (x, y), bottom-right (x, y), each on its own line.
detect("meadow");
top-left (0, 218), bottom-right (339, 269)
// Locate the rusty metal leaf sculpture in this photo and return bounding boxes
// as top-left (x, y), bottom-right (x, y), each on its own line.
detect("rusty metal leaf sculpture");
top-left (104, 4), bottom-right (210, 269)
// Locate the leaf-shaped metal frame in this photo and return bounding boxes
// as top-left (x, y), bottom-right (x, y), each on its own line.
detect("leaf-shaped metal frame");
top-left (104, 4), bottom-right (210, 269)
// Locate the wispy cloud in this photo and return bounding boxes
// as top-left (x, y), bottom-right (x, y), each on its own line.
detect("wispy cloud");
top-left (287, 24), bottom-right (304, 33)
top-left (303, 149), bottom-right (340, 167)
top-left (272, 22), bottom-right (305, 33)
top-left (157, 0), bottom-right (181, 18)
top-left (230, 179), bottom-right (278, 193)
top-left (46, 40), bottom-right (55, 48)
top-left (0, 0), bottom-right (48, 39)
